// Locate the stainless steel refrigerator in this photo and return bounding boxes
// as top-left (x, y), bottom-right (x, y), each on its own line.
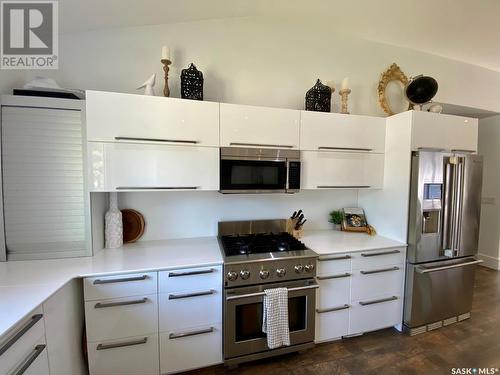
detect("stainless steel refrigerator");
top-left (404, 150), bottom-right (483, 335)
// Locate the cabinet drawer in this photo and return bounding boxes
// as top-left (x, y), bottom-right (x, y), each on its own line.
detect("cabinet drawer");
top-left (0, 309), bottom-right (49, 375)
top-left (159, 266), bottom-right (222, 293)
top-left (317, 254), bottom-right (351, 275)
top-left (84, 272), bottom-right (157, 301)
top-left (316, 273), bottom-right (351, 309)
top-left (159, 289), bottom-right (222, 332)
top-left (351, 266), bottom-right (404, 301)
top-left (87, 334), bottom-right (159, 375)
top-left (315, 306), bottom-right (350, 343)
top-left (160, 324), bottom-right (222, 374)
top-left (351, 248), bottom-right (405, 270)
top-left (349, 295), bottom-right (402, 335)
top-left (85, 294), bottom-right (158, 342)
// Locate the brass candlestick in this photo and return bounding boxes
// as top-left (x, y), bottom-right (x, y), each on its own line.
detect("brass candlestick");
top-left (339, 88), bottom-right (351, 114)
top-left (161, 59), bottom-right (172, 97)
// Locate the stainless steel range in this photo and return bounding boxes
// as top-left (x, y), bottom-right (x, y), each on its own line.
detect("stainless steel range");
top-left (218, 219), bottom-right (318, 366)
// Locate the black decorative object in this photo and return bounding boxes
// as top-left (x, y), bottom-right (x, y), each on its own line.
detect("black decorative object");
top-left (405, 75), bottom-right (438, 105)
top-left (305, 79), bottom-right (332, 112)
top-left (181, 63), bottom-right (203, 100)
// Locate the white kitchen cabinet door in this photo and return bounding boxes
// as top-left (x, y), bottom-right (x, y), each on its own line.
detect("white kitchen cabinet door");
top-left (88, 142), bottom-right (219, 191)
top-left (315, 307), bottom-right (350, 343)
top-left (351, 248), bottom-right (405, 270)
top-left (301, 151), bottom-right (384, 189)
top-left (158, 266), bottom-right (222, 293)
top-left (350, 266), bottom-right (404, 301)
top-left (84, 272), bottom-right (158, 301)
top-left (349, 295), bottom-right (403, 335)
top-left (411, 111), bottom-right (478, 152)
top-left (317, 254), bottom-right (352, 276)
top-left (86, 90), bottom-right (219, 146)
top-left (219, 103), bottom-right (300, 149)
top-left (300, 112), bottom-right (385, 152)
top-left (316, 274), bottom-right (351, 309)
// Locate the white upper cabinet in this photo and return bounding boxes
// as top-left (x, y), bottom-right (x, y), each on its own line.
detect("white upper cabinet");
top-left (300, 112), bottom-right (386, 152)
top-left (86, 91), bottom-right (219, 146)
top-left (411, 111), bottom-right (478, 152)
top-left (219, 103), bottom-right (300, 149)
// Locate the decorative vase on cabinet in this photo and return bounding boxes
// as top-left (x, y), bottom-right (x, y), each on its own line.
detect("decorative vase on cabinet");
top-left (305, 79), bottom-right (332, 112)
top-left (105, 192), bottom-right (123, 249)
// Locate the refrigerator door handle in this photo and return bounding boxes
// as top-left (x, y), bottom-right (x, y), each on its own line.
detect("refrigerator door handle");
top-left (415, 259), bottom-right (483, 274)
top-left (442, 160), bottom-right (454, 252)
top-left (453, 158), bottom-right (465, 255)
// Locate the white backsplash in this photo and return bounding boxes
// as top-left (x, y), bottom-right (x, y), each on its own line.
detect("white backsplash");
top-left (117, 190), bottom-right (358, 241)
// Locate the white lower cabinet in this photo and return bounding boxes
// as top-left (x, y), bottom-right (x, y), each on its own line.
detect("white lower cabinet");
top-left (87, 334), bottom-right (159, 375)
top-left (315, 307), bottom-right (350, 343)
top-left (349, 295), bottom-right (403, 335)
top-left (160, 324), bottom-right (222, 374)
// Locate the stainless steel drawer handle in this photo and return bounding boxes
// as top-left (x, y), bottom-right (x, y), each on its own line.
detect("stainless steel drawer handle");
top-left (416, 259), bottom-right (483, 274)
top-left (94, 297), bottom-right (148, 309)
top-left (316, 304), bottom-right (350, 314)
top-left (115, 136), bottom-right (198, 144)
top-left (14, 344), bottom-right (46, 375)
top-left (169, 326), bottom-right (215, 340)
top-left (360, 249), bottom-right (401, 257)
top-left (318, 255), bottom-right (351, 261)
top-left (168, 268), bottom-right (215, 277)
top-left (96, 337), bottom-right (148, 351)
top-left (360, 266), bottom-right (400, 275)
top-left (359, 296), bottom-right (398, 306)
top-left (169, 290), bottom-right (216, 300)
top-left (229, 142), bottom-right (294, 148)
top-left (317, 185), bottom-right (371, 189)
top-left (451, 149), bottom-right (476, 154)
top-left (226, 283), bottom-right (319, 301)
top-left (318, 146), bottom-right (373, 152)
top-left (93, 275), bottom-right (148, 284)
top-left (317, 273), bottom-right (351, 280)
top-left (116, 186), bottom-right (199, 190)
top-left (0, 314), bottom-right (43, 357)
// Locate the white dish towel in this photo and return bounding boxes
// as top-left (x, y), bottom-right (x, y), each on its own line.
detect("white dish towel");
top-left (262, 287), bottom-right (290, 349)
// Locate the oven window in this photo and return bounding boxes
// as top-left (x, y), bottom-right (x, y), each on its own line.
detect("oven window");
top-left (234, 296), bottom-right (307, 342)
top-left (220, 160), bottom-right (287, 190)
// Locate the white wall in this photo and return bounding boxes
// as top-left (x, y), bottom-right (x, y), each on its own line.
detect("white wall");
top-left (117, 190), bottom-right (357, 240)
top-left (22, 16), bottom-right (500, 115)
top-left (477, 115), bottom-right (500, 269)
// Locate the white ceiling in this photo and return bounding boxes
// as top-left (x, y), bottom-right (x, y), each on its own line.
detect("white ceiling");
top-left (60, 0), bottom-right (500, 71)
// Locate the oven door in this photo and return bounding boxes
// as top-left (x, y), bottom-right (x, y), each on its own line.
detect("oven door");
top-left (220, 158), bottom-right (287, 193)
top-left (223, 279), bottom-right (317, 360)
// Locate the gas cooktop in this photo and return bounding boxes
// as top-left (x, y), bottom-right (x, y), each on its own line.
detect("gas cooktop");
top-left (219, 232), bottom-right (307, 257)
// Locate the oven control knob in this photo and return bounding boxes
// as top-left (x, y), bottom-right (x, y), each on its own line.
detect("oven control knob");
top-left (259, 270), bottom-right (270, 279)
top-left (276, 268), bottom-right (286, 277)
top-left (227, 271), bottom-right (238, 281)
top-left (304, 264), bottom-right (315, 273)
top-left (240, 270), bottom-right (251, 280)
top-left (294, 265), bottom-right (304, 273)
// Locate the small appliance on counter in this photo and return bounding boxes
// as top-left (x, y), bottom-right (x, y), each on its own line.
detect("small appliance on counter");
top-left (218, 219), bottom-right (318, 366)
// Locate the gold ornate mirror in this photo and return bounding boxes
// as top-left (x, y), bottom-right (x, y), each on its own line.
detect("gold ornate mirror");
top-left (377, 63), bottom-right (411, 116)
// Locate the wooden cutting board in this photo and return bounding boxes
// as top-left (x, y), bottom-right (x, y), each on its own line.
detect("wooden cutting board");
top-left (121, 209), bottom-right (145, 243)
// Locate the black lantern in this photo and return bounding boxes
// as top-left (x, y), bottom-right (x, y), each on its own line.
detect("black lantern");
top-left (180, 63), bottom-right (203, 100)
top-left (305, 79), bottom-right (331, 112)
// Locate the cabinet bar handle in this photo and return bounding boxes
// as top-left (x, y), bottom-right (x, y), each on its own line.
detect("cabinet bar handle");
top-left (360, 249), bottom-right (401, 257)
top-left (169, 327), bottom-right (214, 340)
top-left (94, 297), bottom-right (148, 309)
top-left (226, 283), bottom-right (319, 301)
top-left (317, 185), bottom-right (371, 189)
top-left (96, 337), bottom-right (148, 350)
top-left (168, 290), bottom-right (216, 300)
top-left (318, 255), bottom-right (351, 261)
top-left (359, 296), bottom-right (398, 306)
top-left (316, 304), bottom-right (350, 314)
top-left (451, 149), bottom-right (476, 153)
top-left (317, 273), bottom-right (351, 280)
top-left (416, 259), bottom-right (483, 274)
top-left (360, 266), bottom-right (400, 275)
top-left (318, 146), bottom-right (372, 152)
top-left (115, 136), bottom-right (198, 144)
top-left (229, 142), bottom-right (294, 148)
top-left (13, 344), bottom-right (46, 375)
top-left (0, 314), bottom-right (43, 356)
top-left (168, 268), bottom-right (215, 277)
top-left (93, 275), bottom-right (148, 284)
top-left (116, 186), bottom-right (199, 190)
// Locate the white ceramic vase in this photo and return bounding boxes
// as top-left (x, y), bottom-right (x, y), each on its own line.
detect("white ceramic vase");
top-left (105, 192), bottom-right (123, 249)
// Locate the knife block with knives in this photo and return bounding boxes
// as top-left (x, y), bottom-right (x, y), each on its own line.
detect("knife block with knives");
top-left (287, 210), bottom-right (306, 239)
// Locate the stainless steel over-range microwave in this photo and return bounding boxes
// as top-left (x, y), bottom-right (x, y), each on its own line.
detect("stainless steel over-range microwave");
top-left (219, 147), bottom-right (301, 194)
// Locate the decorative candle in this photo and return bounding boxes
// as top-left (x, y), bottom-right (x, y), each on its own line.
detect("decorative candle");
top-left (341, 77), bottom-right (349, 90)
top-left (161, 46), bottom-right (170, 61)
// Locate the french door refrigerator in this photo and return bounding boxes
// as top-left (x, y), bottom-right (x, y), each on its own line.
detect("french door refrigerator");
top-left (404, 150), bottom-right (483, 335)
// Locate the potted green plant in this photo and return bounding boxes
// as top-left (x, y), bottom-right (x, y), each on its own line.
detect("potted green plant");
top-left (329, 210), bottom-right (343, 231)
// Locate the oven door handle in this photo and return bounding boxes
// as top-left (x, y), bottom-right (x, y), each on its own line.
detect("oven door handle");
top-left (225, 283), bottom-right (319, 301)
